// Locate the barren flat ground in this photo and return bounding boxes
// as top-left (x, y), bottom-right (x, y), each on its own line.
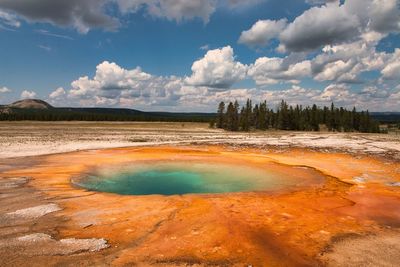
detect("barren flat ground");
top-left (0, 122), bottom-right (400, 266)
top-left (0, 121), bottom-right (399, 159)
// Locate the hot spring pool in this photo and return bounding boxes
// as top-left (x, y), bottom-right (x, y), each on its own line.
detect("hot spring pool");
top-left (73, 161), bottom-right (322, 196)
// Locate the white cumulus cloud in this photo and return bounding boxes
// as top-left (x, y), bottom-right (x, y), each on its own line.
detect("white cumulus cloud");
top-left (185, 46), bottom-right (248, 88)
top-left (381, 48), bottom-right (400, 80)
top-left (248, 55), bottom-right (311, 85)
top-left (0, 9), bottom-right (20, 28)
top-left (0, 86), bottom-right (12, 93)
top-left (20, 90), bottom-right (37, 99)
top-left (279, 1), bottom-right (361, 52)
top-left (49, 87), bottom-right (66, 99)
top-left (239, 19), bottom-right (287, 47)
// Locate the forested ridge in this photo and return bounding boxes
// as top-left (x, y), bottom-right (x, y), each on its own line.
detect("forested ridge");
top-left (0, 107), bottom-right (214, 122)
top-left (212, 100), bottom-right (381, 133)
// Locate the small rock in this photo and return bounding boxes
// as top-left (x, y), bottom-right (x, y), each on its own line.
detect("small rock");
top-left (0, 177), bottom-right (29, 189)
top-left (17, 233), bottom-right (53, 242)
top-left (281, 212), bottom-right (294, 218)
top-left (387, 182), bottom-right (400, 187)
top-left (353, 176), bottom-right (366, 183)
top-left (7, 203), bottom-right (62, 219)
top-left (2, 233), bottom-right (109, 255)
top-left (60, 237), bottom-right (109, 252)
top-left (212, 246), bottom-right (221, 253)
top-left (82, 223), bottom-right (93, 229)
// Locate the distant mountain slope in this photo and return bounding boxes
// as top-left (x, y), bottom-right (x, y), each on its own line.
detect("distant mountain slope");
top-left (7, 99), bottom-right (53, 109)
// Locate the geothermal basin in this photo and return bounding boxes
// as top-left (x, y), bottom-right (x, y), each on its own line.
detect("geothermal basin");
top-left (1, 145), bottom-right (400, 266)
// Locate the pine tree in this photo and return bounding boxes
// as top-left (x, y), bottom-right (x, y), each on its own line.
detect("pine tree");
top-left (225, 102), bottom-right (239, 131)
top-left (216, 101), bottom-right (225, 128)
top-left (253, 104), bottom-right (260, 129)
top-left (240, 99), bottom-right (253, 131)
top-left (246, 99), bottom-right (253, 129)
top-left (233, 100), bottom-right (240, 131)
top-left (278, 100), bottom-right (290, 130)
top-left (328, 102), bottom-right (335, 131)
top-left (239, 107), bottom-right (246, 131)
top-left (258, 101), bottom-right (268, 130)
top-left (209, 119), bottom-right (215, 128)
top-left (311, 104), bottom-right (319, 131)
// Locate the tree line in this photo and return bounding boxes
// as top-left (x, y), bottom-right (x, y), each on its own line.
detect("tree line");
top-left (0, 108), bottom-right (213, 123)
top-left (211, 100), bottom-right (381, 133)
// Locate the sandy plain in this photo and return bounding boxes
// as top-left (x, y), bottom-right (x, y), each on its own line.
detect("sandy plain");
top-left (0, 122), bottom-right (399, 266)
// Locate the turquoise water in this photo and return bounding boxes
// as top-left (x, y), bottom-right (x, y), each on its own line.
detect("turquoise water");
top-left (73, 161), bottom-right (297, 196)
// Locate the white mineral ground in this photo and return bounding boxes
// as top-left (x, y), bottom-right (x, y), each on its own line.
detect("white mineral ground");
top-left (0, 121), bottom-right (399, 159)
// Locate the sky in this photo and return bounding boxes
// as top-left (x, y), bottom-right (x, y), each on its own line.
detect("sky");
top-left (0, 0), bottom-right (399, 112)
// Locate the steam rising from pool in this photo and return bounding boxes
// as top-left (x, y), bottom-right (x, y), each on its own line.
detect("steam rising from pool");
top-left (73, 161), bottom-right (317, 196)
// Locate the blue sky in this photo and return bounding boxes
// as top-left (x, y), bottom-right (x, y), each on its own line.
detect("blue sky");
top-left (0, 0), bottom-right (399, 111)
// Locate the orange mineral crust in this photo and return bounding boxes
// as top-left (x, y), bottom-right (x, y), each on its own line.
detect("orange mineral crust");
top-left (3, 146), bottom-right (400, 266)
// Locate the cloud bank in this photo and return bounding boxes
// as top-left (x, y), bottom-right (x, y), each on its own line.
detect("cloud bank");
top-left (240, 0), bottom-right (400, 52)
top-left (0, 0), bottom-right (266, 32)
top-left (47, 43), bottom-right (400, 111)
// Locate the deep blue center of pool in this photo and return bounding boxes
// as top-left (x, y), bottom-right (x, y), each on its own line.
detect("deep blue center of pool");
top-left (83, 169), bottom-right (252, 195)
top-left (73, 162), bottom-right (299, 196)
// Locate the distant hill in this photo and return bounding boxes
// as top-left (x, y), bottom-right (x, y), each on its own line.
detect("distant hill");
top-left (7, 99), bottom-right (53, 110)
top-left (0, 99), bottom-right (215, 122)
top-left (371, 112), bottom-right (400, 123)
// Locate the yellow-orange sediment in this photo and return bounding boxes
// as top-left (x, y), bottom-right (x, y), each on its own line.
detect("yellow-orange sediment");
top-left (2, 146), bottom-right (400, 266)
